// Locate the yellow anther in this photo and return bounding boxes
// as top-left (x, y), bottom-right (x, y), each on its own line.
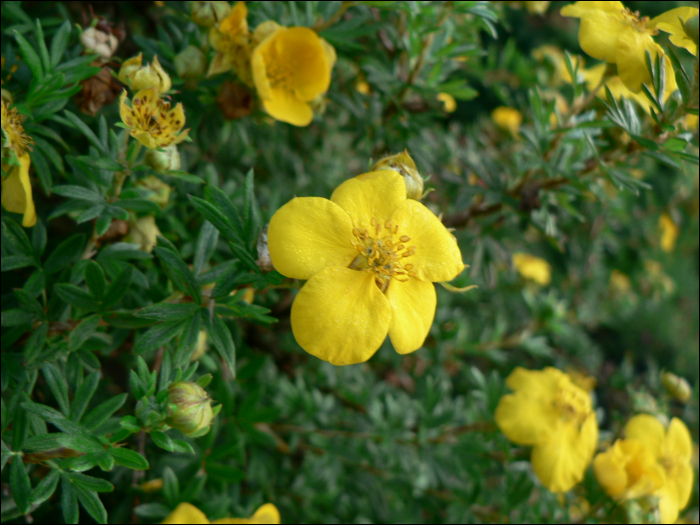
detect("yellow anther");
top-left (399, 235), bottom-right (410, 242)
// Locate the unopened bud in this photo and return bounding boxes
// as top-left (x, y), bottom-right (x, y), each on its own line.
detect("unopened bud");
top-left (190, 330), bottom-right (209, 361)
top-left (1, 89), bottom-right (12, 105)
top-left (166, 382), bottom-right (214, 436)
top-left (125, 215), bottom-right (161, 253)
top-left (190, 1), bottom-right (232, 27)
top-left (144, 144), bottom-right (181, 173)
top-left (372, 150), bottom-right (425, 200)
top-left (174, 46), bottom-right (207, 85)
top-left (256, 224), bottom-right (275, 272)
top-left (683, 15), bottom-right (699, 47)
top-left (136, 175), bottom-right (172, 208)
top-left (661, 371), bottom-right (692, 403)
top-left (118, 53), bottom-right (172, 94)
top-left (81, 27), bottom-right (119, 62)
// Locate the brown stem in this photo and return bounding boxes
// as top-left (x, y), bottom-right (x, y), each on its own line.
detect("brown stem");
top-left (313, 1), bottom-right (355, 32)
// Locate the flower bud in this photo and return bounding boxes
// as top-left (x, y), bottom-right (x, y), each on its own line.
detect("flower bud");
top-left (683, 15), bottom-right (699, 47)
top-left (190, 1), bottom-right (232, 27)
top-left (166, 382), bottom-right (214, 436)
top-left (492, 106), bottom-right (523, 136)
top-left (174, 46), bottom-right (207, 84)
top-left (80, 27), bottom-right (119, 62)
top-left (372, 150), bottom-right (425, 200)
top-left (190, 330), bottom-right (209, 361)
top-left (1, 89), bottom-right (12, 105)
top-left (118, 53), bottom-right (172, 94)
top-left (144, 144), bottom-right (181, 173)
top-left (661, 371), bottom-right (692, 403)
top-left (125, 215), bottom-right (161, 253)
top-left (136, 175), bottom-right (172, 208)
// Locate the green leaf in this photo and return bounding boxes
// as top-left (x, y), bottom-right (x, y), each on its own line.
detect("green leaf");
top-left (203, 314), bottom-right (236, 379)
top-left (10, 456), bottom-right (32, 514)
top-left (34, 19), bottom-right (51, 74)
top-left (70, 371), bottom-right (100, 423)
top-left (12, 407), bottom-right (29, 450)
top-left (24, 322), bottom-right (48, 364)
top-left (54, 283), bottom-right (100, 311)
top-left (56, 433), bottom-right (104, 454)
top-left (132, 320), bottom-right (184, 355)
top-left (23, 433), bottom-right (60, 452)
top-left (205, 463), bottom-right (245, 483)
top-left (66, 471), bottom-right (114, 493)
top-left (162, 466), bottom-right (180, 507)
top-left (50, 21), bottom-right (72, 68)
top-left (84, 260), bottom-right (107, 299)
top-left (119, 416), bottom-right (141, 433)
top-left (41, 362), bottom-right (71, 416)
top-left (151, 430), bottom-right (174, 452)
top-left (1, 440), bottom-right (11, 473)
top-left (77, 155), bottom-right (123, 171)
top-left (13, 30), bottom-right (43, 81)
top-left (69, 314), bottom-right (101, 352)
top-left (82, 393), bottom-right (128, 431)
top-left (43, 234), bottom-right (85, 274)
top-left (171, 439), bottom-right (195, 454)
top-left (61, 475), bottom-right (79, 524)
top-left (228, 240), bottom-right (260, 273)
top-left (96, 453), bottom-right (114, 471)
top-left (31, 219), bottom-right (47, 257)
top-left (194, 220), bottom-right (219, 275)
top-left (1, 308), bottom-right (34, 326)
top-left (1, 255), bottom-right (36, 271)
top-left (2, 217), bottom-right (33, 256)
top-left (109, 447), bottom-right (149, 470)
top-left (134, 303), bottom-right (201, 322)
top-left (243, 168), bottom-right (262, 247)
top-left (162, 170), bottom-right (204, 184)
top-left (52, 184), bottom-right (104, 202)
top-left (75, 485), bottom-right (108, 524)
top-left (174, 310), bottom-right (202, 367)
top-left (101, 263), bottom-right (134, 308)
top-left (188, 195), bottom-right (244, 245)
top-left (62, 110), bottom-right (108, 156)
top-left (153, 246), bottom-right (202, 305)
top-left (31, 467), bottom-right (59, 506)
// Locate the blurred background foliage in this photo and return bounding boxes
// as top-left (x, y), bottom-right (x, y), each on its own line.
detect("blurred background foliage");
top-left (1, 1), bottom-right (698, 524)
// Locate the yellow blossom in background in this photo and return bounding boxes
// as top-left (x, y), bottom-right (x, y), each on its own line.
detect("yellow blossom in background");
top-left (1, 100), bottom-right (35, 227)
top-left (625, 415), bottom-right (694, 524)
top-left (505, 1), bottom-right (550, 15)
top-left (650, 7), bottom-right (699, 56)
top-left (437, 92), bottom-right (457, 113)
top-left (494, 367), bottom-right (599, 492)
top-left (594, 438), bottom-right (665, 500)
top-left (125, 216), bottom-right (161, 253)
top-left (119, 88), bottom-right (189, 149)
top-left (658, 213), bottom-right (679, 252)
top-left (356, 80), bottom-right (371, 95)
top-left (162, 502), bottom-right (280, 524)
top-left (512, 252), bottom-right (551, 285)
top-left (609, 269), bottom-right (632, 295)
top-left (267, 170), bottom-right (464, 365)
top-left (561, 1), bottom-right (672, 93)
top-left (492, 106), bottom-right (522, 136)
top-left (208, 1), bottom-right (251, 79)
top-left (118, 53), bottom-right (172, 95)
top-left (252, 26), bottom-right (336, 126)
top-left (138, 478), bottom-right (164, 493)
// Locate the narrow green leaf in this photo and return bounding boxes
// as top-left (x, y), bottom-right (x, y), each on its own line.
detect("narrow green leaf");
top-left (56, 433), bottom-right (104, 454)
top-left (12, 407), bottom-right (29, 450)
top-left (1, 308), bottom-right (34, 326)
top-left (2, 217), bottom-right (33, 255)
top-left (194, 220), bottom-right (219, 275)
top-left (150, 430), bottom-right (174, 452)
top-left (1, 440), bottom-right (11, 473)
top-left (43, 234), bottom-right (85, 274)
top-left (1, 255), bottom-right (36, 271)
top-left (31, 218), bottom-right (47, 257)
top-left (70, 371), bottom-right (100, 423)
top-left (61, 453), bottom-right (99, 473)
top-left (243, 169), bottom-right (262, 248)
top-left (96, 453), bottom-right (114, 471)
top-left (61, 475), bottom-right (79, 524)
top-left (23, 433), bottom-right (60, 452)
top-left (75, 485), bottom-right (108, 524)
top-left (101, 263), bottom-right (134, 308)
top-left (109, 447), bottom-right (149, 470)
top-left (13, 30), bottom-right (43, 81)
top-left (54, 283), bottom-right (100, 311)
top-left (162, 466), bottom-right (180, 507)
top-left (77, 156), bottom-right (123, 171)
top-left (24, 322), bottom-right (48, 364)
top-left (82, 393), bottom-right (128, 431)
top-left (84, 260), bottom-right (107, 299)
top-left (11, 457), bottom-right (33, 514)
top-left (66, 471), bottom-right (114, 493)
top-left (188, 195), bottom-right (243, 245)
top-left (203, 314), bottom-right (236, 379)
top-left (62, 110), bottom-right (108, 156)
top-left (134, 303), bottom-right (201, 322)
top-left (69, 314), bottom-right (101, 352)
top-left (119, 416), bottom-right (141, 433)
top-left (171, 439), bottom-right (195, 454)
top-left (52, 184), bottom-right (104, 202)
top-left (50, 21), bottom-right (72, 68)
top-left (174, 310), bottom-right (202, 367)
top-left (31, 467), bottom-right (59, 506)
top-left (153, 246), bottom-right (202, 305)
top-left (41, 362), bottom-right (71, 416)
top-left (35, 19), bottom-right (51, 74)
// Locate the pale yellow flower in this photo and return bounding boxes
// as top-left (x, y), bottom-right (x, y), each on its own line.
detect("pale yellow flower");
top-left (495, 367), bottom-right (599, 493)
top-left (208, 1), bottom-right (251, 80)
top-left (437, 92), bottom-right (457, 113)
top-left (119, 88), bottom-right (189, 149)
top-left (251, 26), bottom-right (336, 126)
top-left (561, 1), bottom-right (673, 93)
top-left (118, 53), bottom-right (172, 95)
top-left (267, 170), bottom-right (464, 365)
top-left (659, 213), bottom-right (679, 252)
top-left (162, 502), bottom-right (280, 524)
top-left (609, 269), bottom-right (632, 295)
top-left (650, 7), bottom-right (699, 56)
top-left (1, 100), bottom-right (35, 227)
top-left (492, 106), bottom-right (522, 136)
top-left (512, 252), bottom-right (551, 285)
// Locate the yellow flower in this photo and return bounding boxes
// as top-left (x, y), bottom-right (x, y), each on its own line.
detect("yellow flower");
top-left (491, 106), bottom-right (522, 136)
top-left (251, 26), bottom-right (336, 126)
top-left (594, 438), bottom-right (666, 500)
top-left (138, 478), bottom-right (164, 492)
top-left (495, 367), bottom-right (599, 493)
top-left (659, 213), bottom-right (679, 252)
top-left (2, 99), bottom-right (33, 158)
top-left (356, 80), bottom-right (371, 95)
top-left (650, 7), bottom-right (699, 56)
top-left (267, 170), bottom-right (464, 365)
top-left (1, 100), bottom-right (35, 227)
top-left (624, 415), bottom-right (694, 524)
top-left (371, 149), bottom-right (424, 200)
top-left (119, 88), bottom-right (189, 149)
top-left (512, 252), bottom-right (551, 285)
top-left (609, 269), bottom-right (632, 295)
top-left (560, 1), bottom-right (671, 93)
top-left (208, 1), bottom-right (251, 80)
top-left (505, 1), bottom-right (550, 14)
top-left (162, 502), bottom-right (281, 524)
top-left (437, 92), bottom-right (457, 113)
top-left (118, 53), bottom-right (172, 95)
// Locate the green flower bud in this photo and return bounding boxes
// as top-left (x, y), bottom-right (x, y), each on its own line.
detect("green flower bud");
top-left (190, 1), bottom-right (232, 27)
top-left (136, 175), bottom-right (172, 208)
top-left (683, 15), bottom-right (699, 47)
top-left (174, 46), bottom-right (207, 84)
top-left (372, 149), bottom-right (425, 200)
top-left (166, 382), bottom-right (214, 436)
top-left (661, 371), bottom-right (692, 403)
top-left (144, 144), bottom-right (181, 172)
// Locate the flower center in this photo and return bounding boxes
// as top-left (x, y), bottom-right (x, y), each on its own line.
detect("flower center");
top-left (553, 384), bottom-right (590, 426)
top-left (266, 60), bottom-right (294, 90)
top-left (1, 101), bottom-right (33, 157)
top-left (621, 8), bottom-right (658, 35)
top-left (349, 216), bottom-right (416, 292)
top-left (133, 96), bottom-right (179, 137)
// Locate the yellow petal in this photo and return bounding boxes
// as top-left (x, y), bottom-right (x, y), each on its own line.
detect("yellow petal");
top-left (575, 10), bottom-right (629, 63)
top-left (290, 266), bottom-right (391, 365)
top-left (280, 27), bottom-right (332, 101)
top-left (165, 102), bottom-right (186, 133)
top-left (386, 278), bottom-right (436, 354)
top-left (650, 7), bottom-right (699, 56)
top-left (1, 153), bottom-right (35, 227)
top-left (219, 1), bottom-right (249, 45)
top-left (132, 130), bottom-right (157, 149)
top-left (119, 90), bottom-right (136, 128)
top-left (625, 414), bottom-right (666, 459)
top-left (161, 502), bottom-right (210, 524)
top-left (251, 50), bottom-right (271, 100)
top-left (560, 1), bottom-right (625, 17)
top-left (267, 197), bottom-right (356, 280)
top-left (615, 32), bottom-right (659, 92)
top-left (252, 21), bottom-right (282, 48)
top-left (251, 503), bottom-right (281, 524)
top-left (530, 413), bottom-right (598, 493)
top-left (389, 199), bottom-right (464, 283)
top-left (593, 444), bottom-right (630, 498)
top-left (261, 88), bottom-right (313, 126)
top-left (666, 418), bottom-right (693, 462)
top-left (330, 170), bottom-right (406, 232)
top-left (208, 52), bottom-right (235, 77)
top-left (320, 38), bottom-right (337, 71)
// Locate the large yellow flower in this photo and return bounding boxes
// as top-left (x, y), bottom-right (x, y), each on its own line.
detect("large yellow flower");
top-left (119, 88), bottom-right (189, 149)
top-left (251, 26), bottom-right (336, 126)
top-left (495, 367), bottom-right (599, 493)
top-left (561, 1), bottom-right (670, 93)
top-left (650, 7), bottom-right (699, 56)
top-left (267, 170), bottom-right (464, 365)
top-left (623, 415), bottom-right (694, 524)
top-left (162, 502), bottom-right (280, 524)
top-left (1, 100), bottom-right (35, 227)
